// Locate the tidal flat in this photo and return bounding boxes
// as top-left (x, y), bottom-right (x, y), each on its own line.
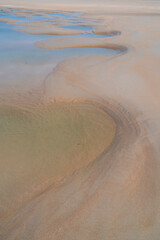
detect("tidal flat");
top-left (0, 6), bottom-right (118, 227)
top-left (0, 2), bottom-right (160, 240)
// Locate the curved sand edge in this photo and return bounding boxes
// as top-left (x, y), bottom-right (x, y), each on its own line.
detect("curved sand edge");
top-left (35, 36), bottom-right (127, 51)
top-left (0, 98), bottom-right (116, 222)
top-left (1, 96), bottom-right (149, 240)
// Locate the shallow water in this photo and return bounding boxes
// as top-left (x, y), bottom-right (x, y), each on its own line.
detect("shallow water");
top-left (0, 8), bottom-right (119, 89)
top-left (0, 101), bottom-right (116, 219)
top-left (0, 10), bottom-right (82, 22)
top-left (0, 11), bottom-right (28, 21)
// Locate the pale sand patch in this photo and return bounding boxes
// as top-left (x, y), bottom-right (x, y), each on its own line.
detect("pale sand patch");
top-left (0, 17), bottom-right (18, 23)
top-left (0, 0), bottom-right (160, 14)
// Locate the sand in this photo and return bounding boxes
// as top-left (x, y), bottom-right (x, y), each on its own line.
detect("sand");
top-left (0, 0), bottom-right (160, 13)
top-left (0, 1), bottom-right (160, 240)
top-left (0, 17), bottom-right (18, 23)
top-left (14, 21), bottom-right (84, 35)
top-left (0, 101), bottom-right (116, 221)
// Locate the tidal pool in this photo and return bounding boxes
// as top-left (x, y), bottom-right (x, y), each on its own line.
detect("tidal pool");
top-left (0, 102), bottom-right (116, 219)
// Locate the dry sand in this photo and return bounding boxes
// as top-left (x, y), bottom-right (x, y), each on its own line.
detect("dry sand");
top-left (0, 1), bottom-right (160, 240)
top-left (0, 0), bottom-right (160, 13)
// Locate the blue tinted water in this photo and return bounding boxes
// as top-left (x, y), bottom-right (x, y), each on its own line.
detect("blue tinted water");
top-left (0, 22), bottom-right (55, 50)
top-left (0, 8), bottom-right (119, 64)
top-left (0, 8), bottom-right (119, 91)
top-left (0, 12), bottom-right (28, 21)
top-left (0, 9), bottom-right (116, 45)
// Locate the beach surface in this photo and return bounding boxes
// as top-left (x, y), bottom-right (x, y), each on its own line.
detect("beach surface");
top-left (0, 1), bottom-right (160, 239)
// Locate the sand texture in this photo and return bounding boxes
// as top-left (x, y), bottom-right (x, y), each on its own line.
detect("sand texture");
top-left (0, 17), bottom-right (18, 23)
top-left (15, 21), bottom-right (83, 35)
top-left (0, 2), bottom-right (160, 240)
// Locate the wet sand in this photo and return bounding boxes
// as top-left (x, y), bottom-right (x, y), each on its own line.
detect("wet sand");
top-left (0, 100), bottom-right (116, 221)
top-left (0, 17), bottom-right (18, 23)
top-left (0, 1), bottom-right (160, 240)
